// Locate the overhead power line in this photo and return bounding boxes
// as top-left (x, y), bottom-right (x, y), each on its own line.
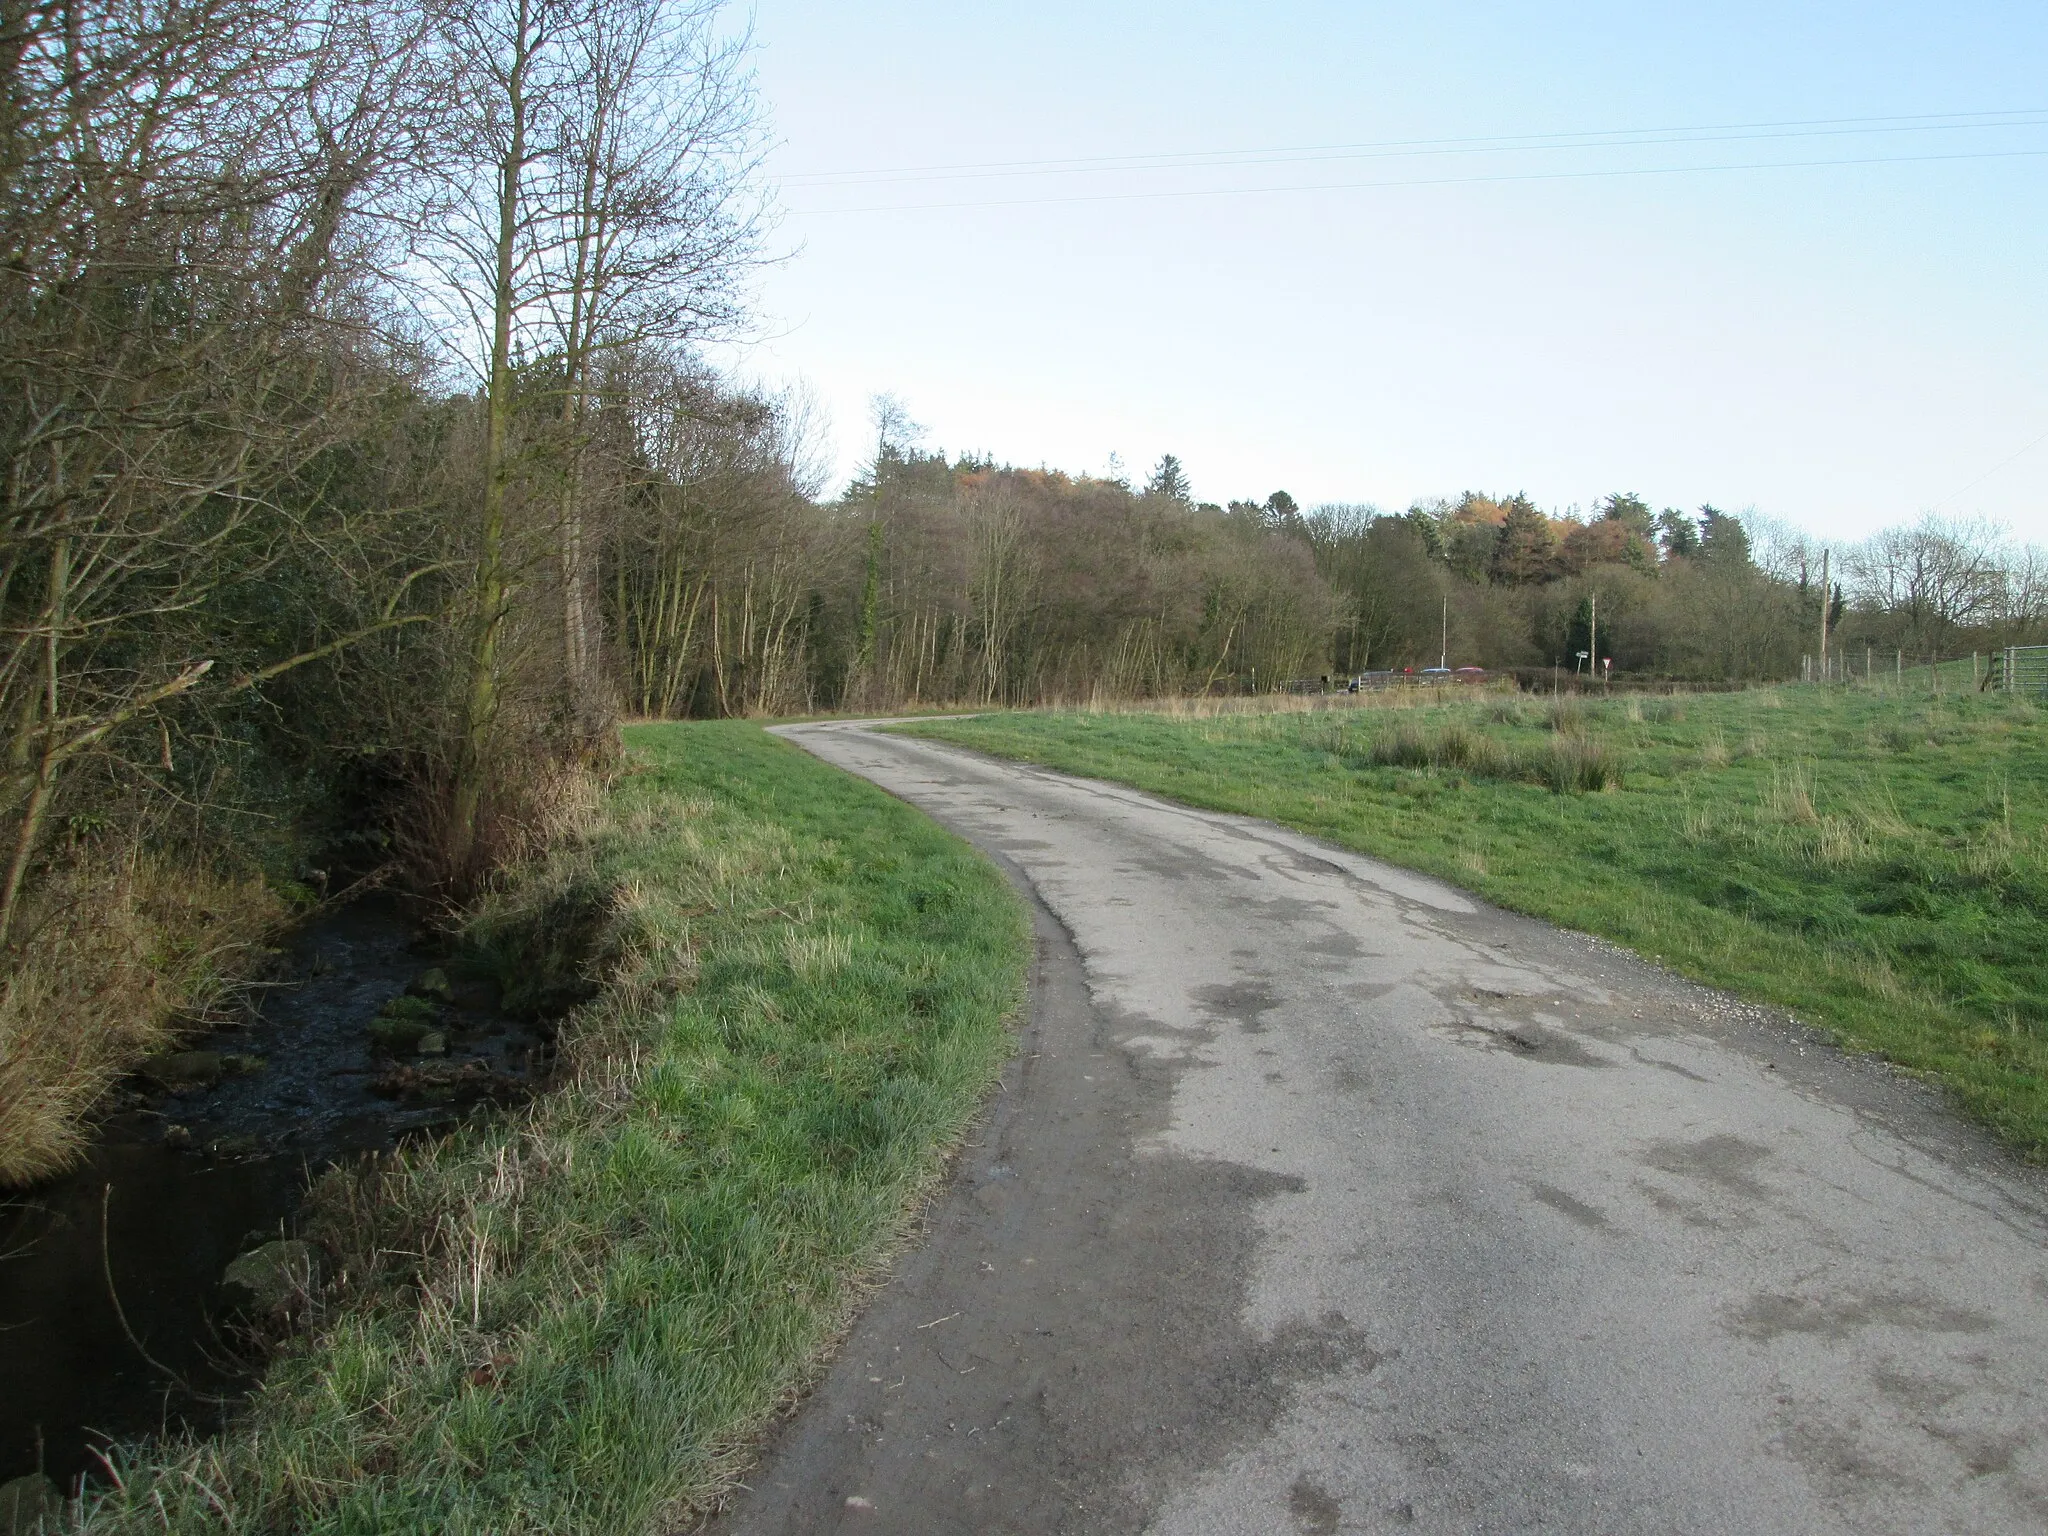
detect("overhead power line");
top-left (788, 144), bottom-right (2048, 216)
top-left (1932, 425), bottom-right (2048, 513)
top-left (778, 108), bottom-right (2048, 189)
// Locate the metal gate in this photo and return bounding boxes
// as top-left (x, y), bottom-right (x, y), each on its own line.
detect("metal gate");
top-left (1994, 646), bottom-right (2048, 695)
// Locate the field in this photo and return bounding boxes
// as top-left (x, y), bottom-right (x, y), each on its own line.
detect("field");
top-left (903, 681), bottom-right (2048, 1156)
top-left (87, 722), bottom-right (1027, 1534)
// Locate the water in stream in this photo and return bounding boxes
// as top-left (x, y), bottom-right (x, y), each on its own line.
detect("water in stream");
top-left (0, 898), bottom-right (552, 1493)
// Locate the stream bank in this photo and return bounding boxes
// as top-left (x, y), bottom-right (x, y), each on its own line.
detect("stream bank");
top-left (0, 896), bottom-right (558, 1496)
top-left (62, 723), bottom-right (1029, 1536)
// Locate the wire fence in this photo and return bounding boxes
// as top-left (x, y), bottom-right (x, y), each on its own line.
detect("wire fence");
top-left (1798, 645), bottom-right (2048, 695)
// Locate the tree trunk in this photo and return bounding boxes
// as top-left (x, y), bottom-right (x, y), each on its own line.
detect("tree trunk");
top-left (453, 0), bottom-right (535, 879)
top-left (0, 537), bottom-right (68, 947)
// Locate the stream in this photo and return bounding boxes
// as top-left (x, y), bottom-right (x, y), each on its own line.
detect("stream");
top-left (0, 898), bottom-right (553, 1495)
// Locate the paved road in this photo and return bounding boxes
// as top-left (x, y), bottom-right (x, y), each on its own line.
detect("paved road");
top-left (713, 721), bottom-right (2048, 1535)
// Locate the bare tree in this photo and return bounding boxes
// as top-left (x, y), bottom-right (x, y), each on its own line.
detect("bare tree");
top-left (0, 0), bottom-right (439, 940)
top-left (416, 0), bottom-right (765, 866)
top-left (414, 0), bottom-right (578, 875)
top-left (1847, 516), bottom-right (2004, 656)
top-left (867, 393), bottom-right (926, 464)
top-left (964, 484), bottom-right (1031, 702)
top-left (541, 0), bottom-right (766, 744)
top-left (1996, 542), bottom-right (2048, 645)
top-left (606, 358), bottom-right (823, 717)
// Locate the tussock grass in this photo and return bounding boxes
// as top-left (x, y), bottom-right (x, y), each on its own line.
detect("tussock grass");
top-left (1351, 720), bottom-right (1621, 793)
top-left (0, 858), bottom-right (286, 1186)
top-left (83, 722), bottom-right (1027, 1533)
top-left (1544, 697), bottom-right (1591, 736)
top-left (905, 686), bottom-right (2048, 1157)
top-left (1643, 698), bottom-right (1688, 725)
top-left (1540, 734), bottom-right (1623, 793)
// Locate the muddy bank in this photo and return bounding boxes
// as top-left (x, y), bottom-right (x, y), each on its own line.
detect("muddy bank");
top-left (0, 897), bottom-right (556, 1494)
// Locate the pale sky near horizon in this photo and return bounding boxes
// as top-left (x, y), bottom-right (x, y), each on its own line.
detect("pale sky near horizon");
top-left (709, 2), bottom-right (2048, 544)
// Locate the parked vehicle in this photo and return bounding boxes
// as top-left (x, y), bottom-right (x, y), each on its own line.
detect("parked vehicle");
top-left (1348, 667), bottom-right (1488, 691)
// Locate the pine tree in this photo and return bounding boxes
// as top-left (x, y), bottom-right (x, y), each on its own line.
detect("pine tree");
top-left (1145, 454), bottom-right (1192, 504)
top-left (1697, 506), bottom-right (1752, 565)
top-left (1490, 498), bottom-right (1558, 585)
top-left (1655, 509), bottom-right (1700, 559)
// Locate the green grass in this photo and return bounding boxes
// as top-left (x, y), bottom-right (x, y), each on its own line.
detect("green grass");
top-left (901, 684), bottom-right (2048, 1156)
top-left (88, 722), bottom-right (1027, 1533)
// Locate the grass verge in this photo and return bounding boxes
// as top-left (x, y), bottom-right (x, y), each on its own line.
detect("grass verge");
top-left (84, 721), bottom-right (1027, 1533)
top-left (900, 685), bottom-right (2048, 1157)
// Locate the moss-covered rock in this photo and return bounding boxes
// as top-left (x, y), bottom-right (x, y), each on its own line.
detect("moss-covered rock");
top-left (220, 1238), bottom-right (320, 1315)
top-left (138, 1051), bottom-right (223, 1090)
top-left (407, 967), bottom-right (455, 1002)
top-left (367, 1015), bottom-right (432, 1054)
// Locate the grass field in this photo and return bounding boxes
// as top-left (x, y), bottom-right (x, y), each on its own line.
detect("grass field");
top-left (88, 722), bottom-right (1027, 1534)
top-left (902, 683), bottom-right (2048, 1157)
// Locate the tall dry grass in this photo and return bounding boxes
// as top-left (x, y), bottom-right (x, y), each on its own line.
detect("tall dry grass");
top-left (388, 746), bottom-right (605, 914)
top-left (1071, 684), bottom-right (1512, 720)
top-left (0, 855), bottom-right (285, 1186)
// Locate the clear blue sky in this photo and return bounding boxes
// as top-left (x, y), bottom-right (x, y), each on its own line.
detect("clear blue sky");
top-left (718, 2), bottom-right (2048, 542)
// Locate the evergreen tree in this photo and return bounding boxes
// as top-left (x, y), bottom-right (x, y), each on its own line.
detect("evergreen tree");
top-left (1655, 508), bottom-right (1700, 559)
top-left (1145, 453), bottom-right (1192, 504)
top-left (1403, 506), bottom-right (1445, 560)
top-left (1598, 492), bottom-right (1655, 538)
top-left (1697, 505), bottom-right (1752, 565)
top-left (855, 521), bottom-right (883, 674)
top-left (1566, 596), bottom-right (1596, 666)
top-left (1490, 497), bottom-right (1558, 585)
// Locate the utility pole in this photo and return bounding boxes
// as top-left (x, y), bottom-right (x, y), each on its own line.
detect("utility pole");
top-left (1439, 595), bottom-right (1448, 671)
top-left (1589, 591), bottom-right (1598, 683)
top-left (1818, 547), bottom-right (1830, 683)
